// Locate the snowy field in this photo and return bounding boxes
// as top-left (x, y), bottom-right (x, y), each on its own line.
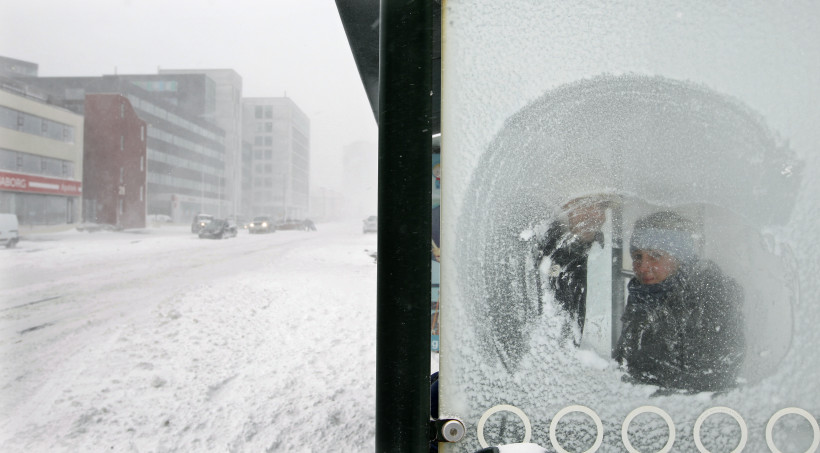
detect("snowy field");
top-left (0, 222), bottom-right (380, 452)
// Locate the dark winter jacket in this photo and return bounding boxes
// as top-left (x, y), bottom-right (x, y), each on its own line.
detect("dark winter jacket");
top-left (536, 221), bottom-right (601, 338)
top-left (615, 260), bottom-right (745, 392)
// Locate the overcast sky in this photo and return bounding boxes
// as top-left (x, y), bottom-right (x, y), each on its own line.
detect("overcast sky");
top-left (0, 0), bottom-right (378, 192)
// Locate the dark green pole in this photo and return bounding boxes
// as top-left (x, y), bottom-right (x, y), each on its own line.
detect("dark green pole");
top-left (376, 0), bottom-right (432, 452)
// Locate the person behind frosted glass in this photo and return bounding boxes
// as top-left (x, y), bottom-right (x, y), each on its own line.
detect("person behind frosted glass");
top-left (616, 211), bottom-right (745, 392)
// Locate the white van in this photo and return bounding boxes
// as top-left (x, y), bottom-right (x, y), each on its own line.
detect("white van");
top-left (0, 213), bottom-right (19, 248)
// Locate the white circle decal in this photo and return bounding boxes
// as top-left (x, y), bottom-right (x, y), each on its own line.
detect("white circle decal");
top-left (549, 405), bottom-right (604, 453)
top-left (476, 404), bottom-right (532, 448)
top-left (765, 407), bottom-right (820, 453)
top-left (621, 406), bottom-right (676, 453)
top-left (693, 407), bottom-right (748, 453)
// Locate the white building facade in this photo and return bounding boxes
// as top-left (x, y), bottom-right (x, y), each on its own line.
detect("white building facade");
top-left (0, 85), bottom-right (83, 229)
top-left (242, 97), bottom-right (310, 221)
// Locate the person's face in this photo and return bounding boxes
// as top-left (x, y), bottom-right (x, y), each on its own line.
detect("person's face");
top-left (631, 249), bottom-right (679, 285)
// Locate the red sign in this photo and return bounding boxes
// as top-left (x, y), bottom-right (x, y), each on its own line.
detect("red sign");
top-left (0, 170), bottom-right (82, 196)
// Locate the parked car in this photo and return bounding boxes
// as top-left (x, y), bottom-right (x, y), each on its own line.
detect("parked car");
top-left (363, 215), bottom-right (377, 234)
top-left (198, 218), bottom-right (237, 239)
top-left (248, 216), bottom-right (275, 234)
top-left (0, 213), bottom-right (20, 248)
top-left (191, 214), bottom-right (213, 233)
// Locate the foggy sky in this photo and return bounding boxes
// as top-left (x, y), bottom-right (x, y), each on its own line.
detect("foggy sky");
top-left (0, 0), bottom-right (378, 193)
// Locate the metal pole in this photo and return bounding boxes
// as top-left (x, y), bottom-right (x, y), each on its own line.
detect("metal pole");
top-left (376, 0), bottom-right (432, 452)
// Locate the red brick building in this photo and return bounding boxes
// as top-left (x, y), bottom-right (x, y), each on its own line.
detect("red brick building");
top-left (83, 94), bottom-right (147, 229)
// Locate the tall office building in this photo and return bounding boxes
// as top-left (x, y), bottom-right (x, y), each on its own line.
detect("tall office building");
top-left (242, 97), bottom-right (310, 221)
top-left (158, 69), bottom-right (244, 218)
top-left (240, 140), bottom-right (253, 216)
top-left (24, 75), bottom-right (228, 223)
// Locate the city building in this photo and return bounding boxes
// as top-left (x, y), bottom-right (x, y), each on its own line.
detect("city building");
top-left (0, 74), bottom-right (84, 229)
top-left (0, 56), bottom-right (38, 78)
top-left (242, 97), bottom-right (310, 221)
top-left (158, 69), bottom-right (244, 218)
top-left (82, 94), bottom-right (147, 229)
top-left (24, 75), bottom-right (228, 224)
top-left (240, 140), bottom-right (253, 218)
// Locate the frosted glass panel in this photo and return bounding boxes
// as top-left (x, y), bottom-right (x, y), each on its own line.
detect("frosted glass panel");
top-left (439, 2), bottom-right (819, 451)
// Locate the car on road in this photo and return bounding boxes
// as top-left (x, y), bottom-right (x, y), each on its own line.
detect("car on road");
top-left (198, 218), bottom-right (238, 239)
top-left (191, 214), bottom-right (214, 233)
top-left (363, 215), bottom-right (377, 234)
top-left (0, 213), bottom-right (19, 248)
top-left (248, 216), bottom-right (275, 234)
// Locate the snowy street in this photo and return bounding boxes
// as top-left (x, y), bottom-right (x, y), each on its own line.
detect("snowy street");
top-left (0, 223), bottom-right (378, 452)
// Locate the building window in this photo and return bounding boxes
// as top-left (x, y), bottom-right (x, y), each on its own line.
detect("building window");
top-left (120, 136), bottom-right (124, 151)
top-left (121, 103), bottom-right (125, 118)
top-left (16, 155), bottom-right (23, 171)
top-left (265, 122), bottom-right (272, 132)
top-left (254, 136), bottom-right (263, 146)
top-left (255, 106), bottom-right (263, 119)
top-left (141, 126), bottom-right (145, 141)
top-left (140, 186), bottom-right (144, 202)
top-left (0, 106), bottom-right (74, 143)
top-left (264, 136), bottom-right (272, 146)
top-left (265, 149), bottom-right (272, 159)
top-left (120, 168), bottom-right (124, 184)
top-left (264, 106), bottom-right (272, 118)
top-left (140, 157), bottom-right (144, 172)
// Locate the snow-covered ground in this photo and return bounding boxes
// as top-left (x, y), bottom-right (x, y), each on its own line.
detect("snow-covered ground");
top-left (0, 222), bottom-right (381, 452)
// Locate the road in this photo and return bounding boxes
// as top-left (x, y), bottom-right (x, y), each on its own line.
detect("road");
top-left (0, 223), bottom-right (378, 451)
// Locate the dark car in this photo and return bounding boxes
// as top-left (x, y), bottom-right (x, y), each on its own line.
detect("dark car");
top-left (248, 216), bottom-right (275, 234)
top-left (191, 214), bottom-right (213, 233)
top-left (198, 218), bottom-right (237, 239)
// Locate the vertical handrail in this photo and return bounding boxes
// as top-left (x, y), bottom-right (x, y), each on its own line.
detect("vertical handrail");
top-left (376, 0), bottom-right (432, 452)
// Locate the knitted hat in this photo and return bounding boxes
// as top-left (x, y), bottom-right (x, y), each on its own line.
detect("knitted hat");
top-left (630, 211), bottom-right (697, 263)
